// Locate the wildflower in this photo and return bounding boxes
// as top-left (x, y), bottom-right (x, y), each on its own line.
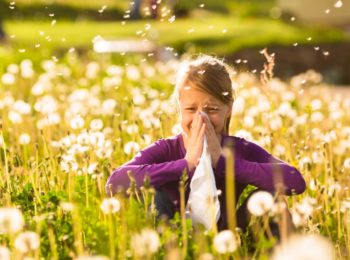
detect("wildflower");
top-left (19, 133), bottom-right (31, 145)
top-left (243, 116), bottom-right (254, 128)
top-left (0, 208), bottom-right (24, 234)
top-left (8, 111), bottom-right (22, 124)
top-left (126, 65), bottom-right (140, 81)
top-left (100, 198), bottom-right (121, 214)
top-left (124, 141), bottom-right (140, 155)
top-left (247, 191), bottom-right (274, 216)
top-left (14, 231), bottom-right (40, 253)
top-left (60, 202), bottom-right (74, 212)
top-left (70, 116), bottom-right (85, 129)
top-left (0, 246), bottom-right (10, 260)
top-left (271, 234), bottom-right (335, 260)
top-left (213, 230), bottom-right (238, 254)
top-left (1, 73), bottom-right (15, 85)
top-left (130, 229), bottom-right (160, 257)
top-left (343, 158), bottom-right (350, 169)
top-left (90, 119), bottom-right (104, 131)
top-left (291, 197), bottom-right (316, 227)
top-left (101, 99), bottom-right (117, 115)
top-left (13, 100), bottom-right (31, 115)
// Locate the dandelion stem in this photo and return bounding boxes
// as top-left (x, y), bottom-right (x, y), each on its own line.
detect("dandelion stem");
top-left (224, 147), bottom-right (236, 233)
top-left (179, 171), bottom-right (188, 258)
top-left (108, 214), bottom-right (116, 260)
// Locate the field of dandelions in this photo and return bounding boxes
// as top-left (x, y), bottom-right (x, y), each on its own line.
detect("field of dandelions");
top-left (0, 51), bottom-right (349, 260)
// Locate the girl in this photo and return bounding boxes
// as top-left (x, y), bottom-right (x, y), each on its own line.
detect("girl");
top-left (106, 55), bottom-right (306, 231)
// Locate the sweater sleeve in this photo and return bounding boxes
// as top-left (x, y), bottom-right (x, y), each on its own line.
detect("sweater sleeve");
top-left (106, 140), bottom-right (190, 194)
top-left (214, 138), bottom-right (306, 195)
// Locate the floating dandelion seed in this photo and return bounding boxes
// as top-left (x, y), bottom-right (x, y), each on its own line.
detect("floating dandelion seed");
top-left (188, 28), bottom-right (195, 33)
top-left (291, 16), bottom-right (296, 21)
top-left (314, 46), bottom-right (320, 51)
top-left (323, 51), bottom-right (330, 56)
top-left (198, 70), bottom-right (205, 75)
top-left (98, 5), bottom-right (107, 14)
top-left (51, 19), bottom-right (56, 26)
top-left (222, 92), bottom-right (229, 96)
top-left (68, 47), bottom-right (75, 53)
top-left (334, 0), bottom-right (343, 8)
top-left (222, 28), bottom-right (227, 33)
top-left (325, 9), bottom-right (330, 14)
top-left (235, 59), bottom-right (241, 64)
top-left (39, 31), bottom-right (45, 36)
top-left (121, 21), bottom-right (126, 25)
top-left (199, 4), bottom-right (205, 8)
top-left (183, 85), bottom-right (191, 90)
top-left (35, 43), bottom-right (40, 48)
top-left (10, 34), bottom-right (15, 38)
top-left (49, 13), bottom-right (55, 17)
top-left (293, 43), bottom-right (298, 46)
top-left (307, 37), bottom-right (312, 41)
top-left (144, 23), bottom-right (151, 30)
top-left (168, 15), bottom-right (176, 23)
top-left (18, 49), bottom-right (26, 53)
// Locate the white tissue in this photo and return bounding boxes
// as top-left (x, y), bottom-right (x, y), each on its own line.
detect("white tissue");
top-left (187, 124), bottom-right (221, 230)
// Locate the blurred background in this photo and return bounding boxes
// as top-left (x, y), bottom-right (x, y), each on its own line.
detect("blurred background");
top-left (1, 0), bottom-right (350, 85)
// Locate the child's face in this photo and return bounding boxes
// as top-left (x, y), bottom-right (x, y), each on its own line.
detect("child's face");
top-left (179, 84), bottom-right (232, 137)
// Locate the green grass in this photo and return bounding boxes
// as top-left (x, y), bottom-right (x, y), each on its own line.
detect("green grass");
top-left (4, 16), bottom-right (349, 55)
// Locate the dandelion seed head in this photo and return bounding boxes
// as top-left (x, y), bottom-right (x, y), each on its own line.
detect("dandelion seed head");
top-left (0, 208), bottom-right (24, 234)
top-left (247, 191), bottom-right (274, 216)
top-left (272, 234), bottom-right (335, 260)
top-left (0, 246), bottom-right (10, 260)
top-left (131, 229), bottom-right (160, 257)
top-left (213, 230), bottom-right (238, 254)
top-left (100, 198), bottom-right (120, 214)
top-left (14, 231), bottom-right (40, 253)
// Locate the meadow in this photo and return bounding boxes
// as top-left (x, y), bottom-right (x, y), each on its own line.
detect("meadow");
top-left (0, 49), bottom-right (349, 259)
top-left (1, 0), bottom-right (350, 259)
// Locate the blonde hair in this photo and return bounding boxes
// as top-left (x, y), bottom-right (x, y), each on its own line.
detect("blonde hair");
top-left (174, 55), bottom-right (235, 134)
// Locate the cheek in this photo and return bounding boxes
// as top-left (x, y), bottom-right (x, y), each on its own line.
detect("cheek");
top-left (180, 113), bottom-right (193, 128)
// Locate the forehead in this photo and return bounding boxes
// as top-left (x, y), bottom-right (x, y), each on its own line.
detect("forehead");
top-left (178, 85), bottom-right (222, 105)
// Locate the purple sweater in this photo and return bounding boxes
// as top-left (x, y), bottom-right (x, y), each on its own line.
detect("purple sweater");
top-left (106, 134), bottom-right (306, 228)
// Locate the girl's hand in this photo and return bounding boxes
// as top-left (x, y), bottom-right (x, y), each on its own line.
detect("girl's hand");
top-left (202, 114), bottom-right (222, 168)
top-left (184, 112), bottom-right (206, 171)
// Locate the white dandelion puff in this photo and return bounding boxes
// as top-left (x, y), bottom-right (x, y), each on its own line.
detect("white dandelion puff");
top-left (213, 230), bottom-right (238, 254)
top-left (130, 229), bottom-right (160, 257)
top-left (19, 133), bottom-right (31, 145)
top-left (247, 191), bottom-right (274, 216)
top-left (272, 234), bottom-right (335, 260)
top-left (14, 231), bottom-right (40, 253)
top-left (100, 198), bottom-right (121, 214)
top-left (0, 208), bottom-right (24, 234)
